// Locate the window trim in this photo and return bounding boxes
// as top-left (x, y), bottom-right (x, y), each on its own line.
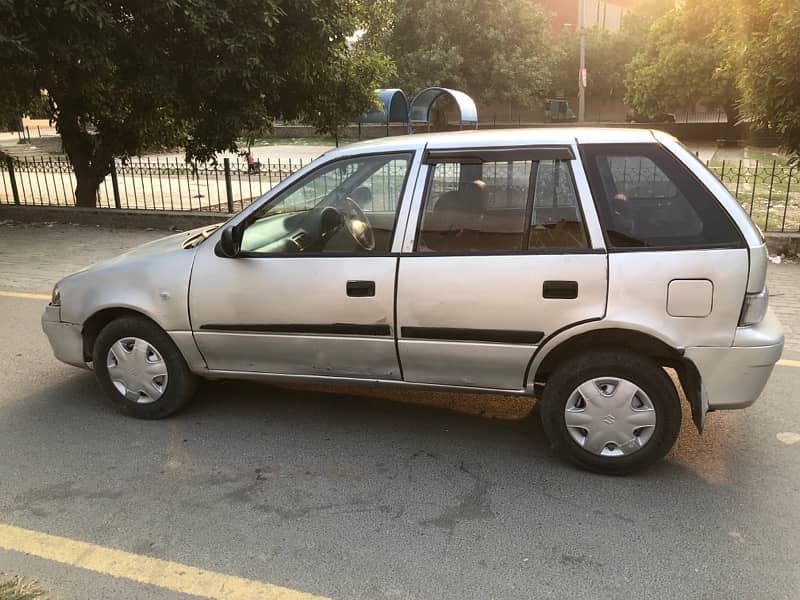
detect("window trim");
top-left (522, 161), bottom-right (540, 249)
top-left (238, 150), bottom-right (415, 258)
top-left (578, 142), bottom-right (746, 252)
top-left (412, 152), bottom-right (591, 255)
top-left (529, 158), bottom-right (591, 251)
top-left (424, 145), bottom-right (574, 164)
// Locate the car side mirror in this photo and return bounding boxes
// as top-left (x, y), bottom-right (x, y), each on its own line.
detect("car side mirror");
top-left (216, 225), bottom-right (243, 258)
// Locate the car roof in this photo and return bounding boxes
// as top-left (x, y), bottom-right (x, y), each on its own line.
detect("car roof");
top-left (333, 127), bottom-right (662, 157)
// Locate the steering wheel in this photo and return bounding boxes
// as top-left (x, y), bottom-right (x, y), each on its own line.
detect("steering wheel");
top-left (338, 196), bottom-right (375, 251)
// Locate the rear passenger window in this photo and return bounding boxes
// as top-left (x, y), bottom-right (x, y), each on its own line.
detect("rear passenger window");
top-left (417, 157), bottom-right (588, 253)
top-left (581, 143), bottom-right (743, 249)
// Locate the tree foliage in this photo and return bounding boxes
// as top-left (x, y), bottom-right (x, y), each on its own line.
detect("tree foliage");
top-left (549, 27), bottom-right (627, 100)
top-left (303, 47), bottom-right (393, 145)
top-left (624, 0), bottom-right (738, 119)
top-left (0, 0), bottom-right (391, 206)
top-left (736, 0), bottom-right (800, 164)
top-left (382, 0), bottom-right (552, 107)
top-left (549, 0), bottom-right (671, 101)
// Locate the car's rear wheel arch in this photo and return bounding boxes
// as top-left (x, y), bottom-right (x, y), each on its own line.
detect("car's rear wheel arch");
top-left (531, 327), bottom-right (708, 433)
top-left (539, 347), bottom-right (683, 474)
top-left (531, 328), bottom-right (684, 385)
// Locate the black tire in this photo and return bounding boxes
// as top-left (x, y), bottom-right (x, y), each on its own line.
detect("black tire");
top-left (539, 348), bottom-right (681, 475)
top-left (93, 315), bottom-right (198, 419)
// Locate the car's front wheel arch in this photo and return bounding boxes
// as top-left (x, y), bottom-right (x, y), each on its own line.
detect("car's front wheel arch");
top-left (82, 307), bottom-right (164, 364)
top-left (92, 314), bottom-right (198, 418)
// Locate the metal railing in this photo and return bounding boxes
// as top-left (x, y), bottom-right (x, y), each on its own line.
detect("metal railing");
top-left (0, 155), bottom-right (305, 213)
top-left (1, 154), bottom-right (798, 233)
top-left (706, 160), bottom-right (798, 233)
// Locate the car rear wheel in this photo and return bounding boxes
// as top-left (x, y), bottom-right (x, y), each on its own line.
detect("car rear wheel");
top-left (93, 315), bottom-right (198, 419)
top-left (539, 348), bottom-right (681, 475)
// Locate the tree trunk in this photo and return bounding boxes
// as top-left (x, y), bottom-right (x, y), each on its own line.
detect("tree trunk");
top-left (56, 104), bottom-right (112, 208)
top-left (74, 170), bottom-right (100, 207)
top-left (723, 101), bottom-right (740, 126)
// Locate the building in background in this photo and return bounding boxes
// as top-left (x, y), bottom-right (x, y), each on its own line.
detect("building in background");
top-left (539, 0), bottom-right (642, 37)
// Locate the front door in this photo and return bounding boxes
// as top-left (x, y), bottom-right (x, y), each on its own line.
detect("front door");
top-left (189, 151), bottom-right (415, 379)
top-left (396, 147), bottom-right (608, 390)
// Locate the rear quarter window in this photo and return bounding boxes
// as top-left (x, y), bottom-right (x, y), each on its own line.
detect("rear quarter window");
top-left (580, 143), bottom-right (744, 249)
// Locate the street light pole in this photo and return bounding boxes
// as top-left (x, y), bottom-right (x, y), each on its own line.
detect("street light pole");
top-left (578, 0), bottom-right (586, 123)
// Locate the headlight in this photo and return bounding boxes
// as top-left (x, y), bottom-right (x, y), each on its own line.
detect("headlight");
top-left (51, 285), bottom-right (61, 306)
top-left (739, 287), bottom-right (768, 326)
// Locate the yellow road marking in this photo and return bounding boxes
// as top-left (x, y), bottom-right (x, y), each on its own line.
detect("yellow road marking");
top-left (777, 359), bottom-right (800, 368)
top-left (0, 290), bottom-right (50, 301)
top-left (0, 523), bottom-right (330, 600)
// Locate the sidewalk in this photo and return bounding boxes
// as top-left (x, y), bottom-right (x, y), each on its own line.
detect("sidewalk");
top-left (1, 220), bottom-right (798, 354)
top-left (0, 222), bottom-right (162, 294)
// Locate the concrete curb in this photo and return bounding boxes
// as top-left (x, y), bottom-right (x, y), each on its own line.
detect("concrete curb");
top-left (763, 232), bottom-right (800, 257)
top-left (0, 205), bottom-right (227, 231)
top-left (1, 203), bottom-right (797, 255)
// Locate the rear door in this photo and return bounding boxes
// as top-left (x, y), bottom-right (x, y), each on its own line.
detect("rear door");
top-left (395, 146), bottom-right (608, 390)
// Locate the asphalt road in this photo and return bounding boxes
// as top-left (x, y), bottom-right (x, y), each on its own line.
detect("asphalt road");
top-left (1, 293), bottom-right (799, 599)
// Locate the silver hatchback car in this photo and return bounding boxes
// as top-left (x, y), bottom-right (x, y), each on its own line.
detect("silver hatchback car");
top-left (43, 129), bottom-right (783, 474)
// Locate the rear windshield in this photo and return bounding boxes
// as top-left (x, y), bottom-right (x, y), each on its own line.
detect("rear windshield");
top-left (580, 143), bottom-right (743, 249)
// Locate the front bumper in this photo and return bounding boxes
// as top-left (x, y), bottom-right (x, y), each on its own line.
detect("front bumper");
top-left (685, 309), bottom-right (784, 411)
top-left (41, 304), bottom-right (88, 369)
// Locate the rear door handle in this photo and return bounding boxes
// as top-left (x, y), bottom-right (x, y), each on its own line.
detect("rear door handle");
top-left (543, 280), bottom-right (578, 299)
top-left (347, 280), bottom-right (375, 297)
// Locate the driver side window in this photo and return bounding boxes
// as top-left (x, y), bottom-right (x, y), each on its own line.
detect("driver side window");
top-left (240, 153), bottom-right (412, 255)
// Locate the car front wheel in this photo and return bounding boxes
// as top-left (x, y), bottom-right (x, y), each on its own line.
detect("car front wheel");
top-left (539, 348), bottom-right (681, 475)
top-left (93, 315), bottom-right (198, 419)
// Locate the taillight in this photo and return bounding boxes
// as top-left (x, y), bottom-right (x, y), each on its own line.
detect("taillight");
top-left (739, 287), bottom-right (768, 326)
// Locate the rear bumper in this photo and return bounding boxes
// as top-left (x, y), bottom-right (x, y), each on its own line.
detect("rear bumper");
top-left (41, 304), bottom-right (88, 369)
top-left (685, 309), bottom-right (784, 411)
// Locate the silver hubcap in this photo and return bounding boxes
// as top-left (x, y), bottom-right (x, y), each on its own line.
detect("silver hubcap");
top-left (106, 337), bottom-right (168, 404)
top-left (564, 377), bottom-right (657, 457)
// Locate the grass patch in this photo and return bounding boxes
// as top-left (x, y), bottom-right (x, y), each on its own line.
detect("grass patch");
top-left (743, 148), bottom-right (791, 165)
top-left (706, 160), bottom-right (800, 232)
top-left (708, 146), bottom-right (791, 165)
top-left (0, 577), bottom-right (47, 600)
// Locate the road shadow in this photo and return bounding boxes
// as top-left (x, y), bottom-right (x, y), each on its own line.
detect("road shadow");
top-left (1, 371), bottom-right (794, 599)
top-left (2, 370), bottom-right (751, 484)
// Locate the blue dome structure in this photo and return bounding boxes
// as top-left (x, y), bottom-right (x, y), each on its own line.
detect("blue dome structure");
top-left (408, 87), bottom-right (479, 132)
top-left (358, 89), bottom-right (409, 135)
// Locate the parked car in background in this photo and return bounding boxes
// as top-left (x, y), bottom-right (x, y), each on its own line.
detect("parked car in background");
top-left (544, 98), bottom-right (578, 122)
top-left (43, 128), bottom-right (783, 474)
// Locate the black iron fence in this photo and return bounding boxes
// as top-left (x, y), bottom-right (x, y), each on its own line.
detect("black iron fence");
top-left (1, 154), bottom-right (799, 233)
top-left (706, 160), bottom-right (799, 233)
top-left (0, 155), bottom-right (305, 213)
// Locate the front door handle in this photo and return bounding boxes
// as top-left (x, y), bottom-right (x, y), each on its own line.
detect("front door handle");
top-left (347, 280), bottom-right (375, 297)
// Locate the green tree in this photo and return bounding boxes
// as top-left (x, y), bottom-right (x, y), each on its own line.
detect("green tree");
top-left (0, 0), bottom-right (391, 207)
top-left (549, 27), bottom-right (628, 101)
top-left (624, 0), bottom-right (738, 120)
top-left (736, 0), bottom-right (800, 164)
top-left (303, 47), bottom-right (392, 146)
top-left (548, 0), bottom-right (672, 104)
top-left (382, 0), bottom-right (552, 107)
top-left (618, 0), bottom-right (677, 39)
